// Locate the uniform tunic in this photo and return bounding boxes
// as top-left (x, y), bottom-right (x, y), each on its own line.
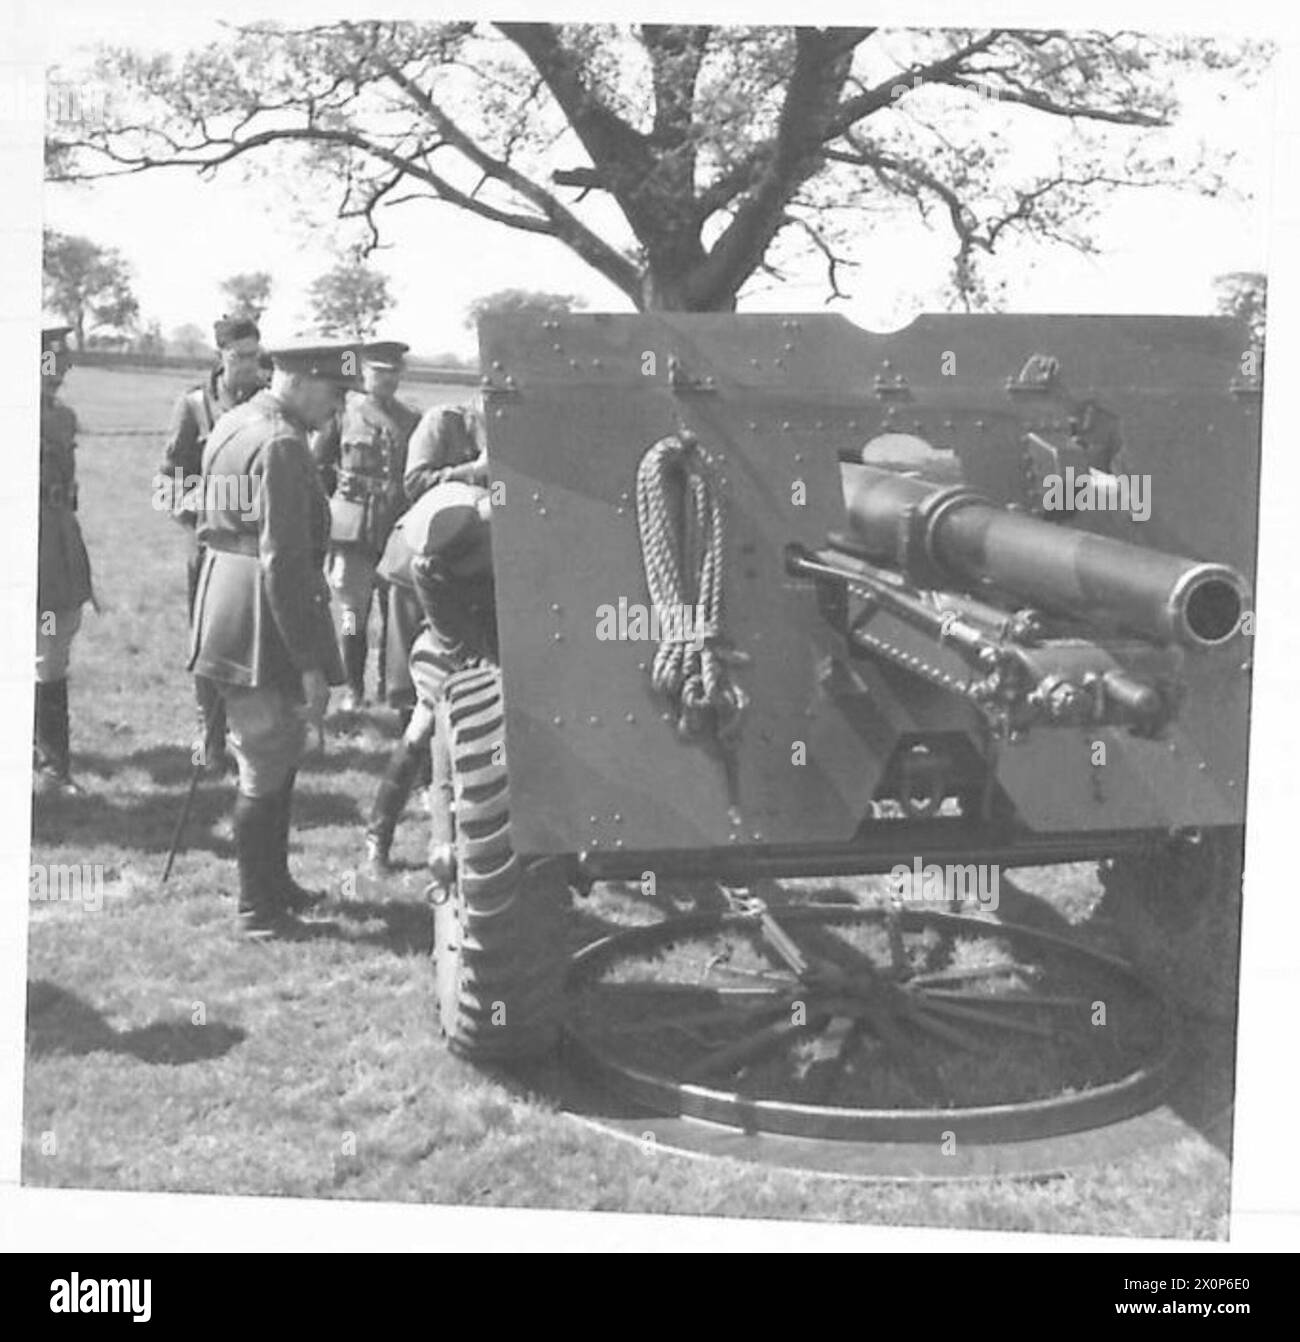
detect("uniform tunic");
top-left (313, 390), bottom-right (420, 561)
top-left (189, 390), bottom-right (344, 691)
top-left (403, 405), bottom-right (483, 503)
top-left (37, 394), bottom-right (94, 617)
top-left (160, 369), bottom-right (246, 523)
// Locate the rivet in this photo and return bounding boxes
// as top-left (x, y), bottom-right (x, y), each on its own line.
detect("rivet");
top-left (593, 358), bottom-right (602, 368)
top-left (637, 661), bottom-right (648, 673)
top-left (552, 343), bottom-right (562, 352)
top-left (794, 453), bottom-right (803, 463)
top-left (492, 360), bottom-right (503, 371)
top-left (613, 813), bottom-right (623, 823)
top-left (588, 715), bottom-right (600, 725)
top-left (782, 421), bottom-right (792, 431)
top-left (552, 632), bottom-right (563, 642)
top-left (748, 421), bottom-right (759, 430)
top-left (625, 713), bottom-right (636, 724)
top-left (553, 716), bottom-right (563, 726)
top-left (975, 420), bottom-right (985, 430)
top-left (532, 492), bottom-right (541, 502)
top-left (751, 831), bottom-right (763, 841)
top-left (589, 815), bottom-right (599, 824)
top-left (1227, 779), bottom-right (1237, 789)
top-left (661, 712), bottom-right (672, 722)
top-left (614, 839), bottom-right (624, 848)
top-left (550, 603), bottom-right (561, 613)
top-left (538, 507), bottom-right (547, 517)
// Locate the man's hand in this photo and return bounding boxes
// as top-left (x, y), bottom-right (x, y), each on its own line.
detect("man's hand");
top-left (300, 668), bottom-right (330, 747)
top-left (452, 454), bottom-right (489, 487)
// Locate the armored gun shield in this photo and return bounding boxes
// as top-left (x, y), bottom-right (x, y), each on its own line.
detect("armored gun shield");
top-left (477, 313), bottom-right (1259, 859)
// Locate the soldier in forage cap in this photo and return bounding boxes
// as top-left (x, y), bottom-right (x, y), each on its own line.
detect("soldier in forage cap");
top-left (157, 315), bottom-right (264, 774)
top-left (189, 342), bottom-right (351, 938)
top-left (35, 326), bottom-right (95, 795)
top-left (361, 481), bottom-right (496, 874)
top-left (311, 339), bottom-right (420, 713)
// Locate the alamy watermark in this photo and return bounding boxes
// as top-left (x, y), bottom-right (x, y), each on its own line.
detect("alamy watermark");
top-left (3, 75), bottom-right (110, 126)
top-left (888, 859), bottom-right (1000, 913)
top-left (30, 862), bottom-right (104, 913)
top-left (152, 471), bottom-right (261, 522)
top-left (596, 597), bottom-right (707, 650)
top-left (1042, 467), bottom-right (1151, 522)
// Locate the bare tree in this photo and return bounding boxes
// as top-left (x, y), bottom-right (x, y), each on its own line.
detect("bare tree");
top-left (51, 23), bottom-right (1269, 311)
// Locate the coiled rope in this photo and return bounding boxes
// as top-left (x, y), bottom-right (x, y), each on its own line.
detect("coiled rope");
top-left (634, 433), bottom-right (745, 741)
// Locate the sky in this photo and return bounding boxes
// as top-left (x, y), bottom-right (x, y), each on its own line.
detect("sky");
top-left (40, 12), bottom-right (1276, 360)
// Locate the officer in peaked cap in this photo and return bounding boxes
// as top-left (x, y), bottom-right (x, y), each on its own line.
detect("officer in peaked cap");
top-left (361, 481), bottom-right (496, 874)
top-left (157, 314), bottom-right (264, 775)
top-left (312, 338), bottom-right (420, 713)
top-left (35, 325), bottom-right (95, 795)
top-left (188, 340), bottom-right (351, 938)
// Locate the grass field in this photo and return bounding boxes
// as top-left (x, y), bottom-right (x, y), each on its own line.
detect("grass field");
top-left (22, 365), bottom-right (1234, 1239)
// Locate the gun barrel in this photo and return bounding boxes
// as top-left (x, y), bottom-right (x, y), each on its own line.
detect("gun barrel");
top-left (841, 464), bottom-right (1248, 649)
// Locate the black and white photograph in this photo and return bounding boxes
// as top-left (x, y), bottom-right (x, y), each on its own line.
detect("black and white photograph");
top-left (4, 0), bottom-right (1298, 1267)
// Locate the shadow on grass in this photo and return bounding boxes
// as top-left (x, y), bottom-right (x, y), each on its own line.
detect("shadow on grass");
top-left (557, 875), bottom-right (1238, 1160)
top-left (74, 738), bottom-right (398, 788)
top-left (26, 981), bottom-right (245, 1065)
top-left (32, 777), bottom-right (368, 855)
top-left (303, 898), bottom-right (433, 957)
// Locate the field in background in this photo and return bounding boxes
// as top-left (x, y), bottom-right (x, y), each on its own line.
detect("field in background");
top-left (21, 366), bottom-right (1233, 1237)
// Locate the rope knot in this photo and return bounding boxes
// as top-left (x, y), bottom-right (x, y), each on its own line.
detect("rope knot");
top-left (635, 434), bottom-right (744, 746)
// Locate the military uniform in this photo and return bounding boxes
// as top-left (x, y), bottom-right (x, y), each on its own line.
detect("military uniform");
top-left (35, 327), bottom-right (95, 792)
top-left (189, 348), bottom-right (350, 938)
top-left (161, 316), bottom-right (262, 767)
top-left (363, 483), bottom-right (496, 872)
top-left (314, 375), bottom-right (420, 705)
top-left (403, 402), bottom-right (484, 502)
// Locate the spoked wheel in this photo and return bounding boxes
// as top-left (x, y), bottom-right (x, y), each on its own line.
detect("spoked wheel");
top-left (1100, 826), bottom-right (1245, 1022)
top-left (431, 665), bottom-right (570, 1062)
top-left (565, 899), bottom-right (1184, 1143)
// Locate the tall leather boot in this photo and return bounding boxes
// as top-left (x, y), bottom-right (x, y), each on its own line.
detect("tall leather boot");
top-left (272, 770), bottom-right (325, 913)
top-left (233, 791), bottom-right (297, 939)
top-left (34, 679), bottom-right (79, 795)
top-left (340, 632), bottom-right (367, 711)
top-left (363, 737), bottom-right (424, 874)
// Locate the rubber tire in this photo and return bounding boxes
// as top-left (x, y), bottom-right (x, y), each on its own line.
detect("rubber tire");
top-left (432, 666), bottom-right (569, 1062)
top-left (1099, 826), bottom-right (1245, 1022)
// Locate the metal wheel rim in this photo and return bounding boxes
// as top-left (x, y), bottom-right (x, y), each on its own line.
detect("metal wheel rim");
top-left (564, 904), bottom-right (1184, 1144)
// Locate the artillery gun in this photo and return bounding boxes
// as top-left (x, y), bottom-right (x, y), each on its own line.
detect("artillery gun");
top-left (429, 313), bottom-right (1257, 1146)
